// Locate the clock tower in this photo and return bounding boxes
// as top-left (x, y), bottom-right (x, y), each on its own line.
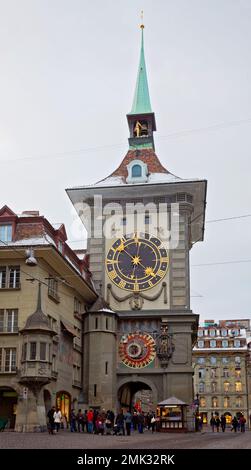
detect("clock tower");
top-left (66, 24), bottom-right (207, 430)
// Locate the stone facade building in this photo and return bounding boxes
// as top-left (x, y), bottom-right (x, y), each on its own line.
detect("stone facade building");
top-left (0, 205), bottom-right (96, 431)
top-left (66, 25), bottom-right (207, 430)
top-left (193, 319), bottom-right (251, 426)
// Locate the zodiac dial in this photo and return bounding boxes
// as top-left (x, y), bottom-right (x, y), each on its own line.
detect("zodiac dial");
top-left (119, 333), bottom-right (156, 368)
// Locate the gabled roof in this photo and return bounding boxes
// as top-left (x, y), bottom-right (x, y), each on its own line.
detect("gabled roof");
top-left (0, 205), bottom-right (17, 218)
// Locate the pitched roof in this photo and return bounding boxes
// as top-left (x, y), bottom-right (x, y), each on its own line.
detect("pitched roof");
top-left (158, 396), bottom-right (187, 406)
top-left (129, 27), bottom-right (152, 115)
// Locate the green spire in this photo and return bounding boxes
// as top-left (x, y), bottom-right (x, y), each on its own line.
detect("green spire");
top-left (129, 26), bottom-right (152, 115)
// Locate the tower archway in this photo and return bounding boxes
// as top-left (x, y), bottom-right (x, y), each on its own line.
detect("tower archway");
top-left (117, 378), bottom-right (158, 412)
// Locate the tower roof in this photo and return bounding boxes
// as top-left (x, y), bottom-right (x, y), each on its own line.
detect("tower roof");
top-left (129, 26), bottom-right (152, 115)
top-left (22, 283), bottom-right (53, 332)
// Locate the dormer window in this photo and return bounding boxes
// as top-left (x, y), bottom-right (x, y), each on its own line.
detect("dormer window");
top-left (132, 164), bottom-right (142, 178)
top-left (0, 225), bottom-right (12, 243)
top-left (126, 159), bottom-right (148, 184)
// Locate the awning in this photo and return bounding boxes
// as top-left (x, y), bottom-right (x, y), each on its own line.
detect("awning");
top-left (60, 320), bottom-right (77, 337)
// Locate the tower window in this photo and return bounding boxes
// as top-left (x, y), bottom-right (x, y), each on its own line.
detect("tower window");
top-left (132, 164), bottom-right (142, 178)
top-left (94, 384), bottom-right (97, 397)
top-left (105, 361), bottom-right (108, 375)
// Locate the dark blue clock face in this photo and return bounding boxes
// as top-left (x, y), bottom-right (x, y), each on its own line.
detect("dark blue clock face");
top-left (106, 233), bottom-right (169, 292)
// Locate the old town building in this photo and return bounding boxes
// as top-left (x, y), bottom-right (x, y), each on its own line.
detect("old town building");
top-left (0, 205), bottom-right (97, 431)
top-left (66, 24), bottom-right (207, 431)
top-left (193, 319), bottom-right (251, 426)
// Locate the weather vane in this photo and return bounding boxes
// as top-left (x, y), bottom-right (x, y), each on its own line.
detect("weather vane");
top-left (140, 10), bottom-right (144, 29)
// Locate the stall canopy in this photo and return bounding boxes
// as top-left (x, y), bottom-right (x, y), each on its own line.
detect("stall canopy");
top-left (158, 396), bottom-right (187, 406)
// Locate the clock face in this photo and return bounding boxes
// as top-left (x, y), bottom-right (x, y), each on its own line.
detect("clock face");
top-left (106, 232), bottom-right (168, 291)
top-left (119, 333), bottom-right (156, 368)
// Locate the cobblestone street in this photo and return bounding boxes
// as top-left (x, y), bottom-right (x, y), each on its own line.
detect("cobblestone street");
top-left (0, 429), bottom-right (250, 449)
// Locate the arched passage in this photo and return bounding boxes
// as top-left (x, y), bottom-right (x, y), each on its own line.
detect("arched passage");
top-left (117, 378), bottom-right (158, 412)
top-left (56, 391), bottom-right (71, 421)
top-left (0, 387), bottom-right (18, 429)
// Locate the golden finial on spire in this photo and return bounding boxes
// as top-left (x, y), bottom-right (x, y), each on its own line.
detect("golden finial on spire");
top-left (140, 10), bottom-right (144, 29)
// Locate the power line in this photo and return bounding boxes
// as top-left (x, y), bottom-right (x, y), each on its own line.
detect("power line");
top-left (0, 117), bottom-right (251, 164)
top-left (192, 259), bottom-right (251, 267)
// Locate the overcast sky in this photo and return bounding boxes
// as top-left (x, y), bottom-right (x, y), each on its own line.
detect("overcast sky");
top-left (0, 0), bottom-right (251, 321)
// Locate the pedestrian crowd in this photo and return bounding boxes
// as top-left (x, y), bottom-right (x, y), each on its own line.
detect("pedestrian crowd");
top-left (209, 412), bottom-right (246, 433)
top-left (47, 407), bottom-right (158, 435)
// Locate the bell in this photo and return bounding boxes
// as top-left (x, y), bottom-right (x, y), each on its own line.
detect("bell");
top-left (25, 248), bottom-right (37, 266)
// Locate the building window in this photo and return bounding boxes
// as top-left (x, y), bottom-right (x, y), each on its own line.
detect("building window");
top-left (0, 266), bottom-right (20, 289)
top-left (199, 382), bottom-right (205, 393)
top-left (209, 329), bottom-right (216, 337)
top-left (30, 342), bottom-right (37, 360)
top-left (224, 381), bottom-right (230, 393)
top-left (131, 164), bottom-right (142, 178)
top-left (40, 343), bottom-right (46, 361)
top-left (212, 397), bottom-right (218, 408)
top-left (200, 397), bottom-right (206, 407)
top-left (7, 309), bottom-right (18, 332)
top-left (211, 368), bottom-right (217, 378)
top-left (235, 381), bottom-right (242, 392)
top-left (235, 369), bottom-right (241, 378)
top-left (211, 382), bottom-right (217, 393)
top-left (48, 278), bottom-right (59, 302)
top-left (95, 318), bottom-right (98, 329)
top-left (9, 267), bottom-right (20, 288)
top-left (210, 340), bottom-right (216, 348)
top-left (221, 329), bottom-right (227, 337)
top-left (210, 356), bottom-right (217, 365)
top-left (106, 318), bottom-right (109, 330)
top-left (223, 368), bottom-right (229, 378)
top-left (74, 298), bottom-right (81, 314)
top-left (222, 340), bottom-right (228, 348)
top-left (0, 267), bottom-right (6, 288)
top-left (222, 357), bottom-right (229, 364)
top-left (198, 368), bottom-right (205, 379)
top-left (0, 225), bottom-right (12, 242)
top-left (0, 309), bottom-right (18, 333)
top-left (198, 330), bottom-right (203, 337)
top-left (105, 361), bottom-right (108, 375)
top-left (235, 356), bottom-right (241, 365)
top-left (198, 340), bottom-right (204, 348)
top-left (224, 397), bottom-right (230, 408)
top-left (234, 340), bottom-right (241, 348)
top-left (94, 384), bottom-right (97, 397)
top-left (197, 357), bottom-right (205, 364)
top-left (236, 396), bottom-right (242, 408)
top-left (4, 348), bottom-right (16, 372)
